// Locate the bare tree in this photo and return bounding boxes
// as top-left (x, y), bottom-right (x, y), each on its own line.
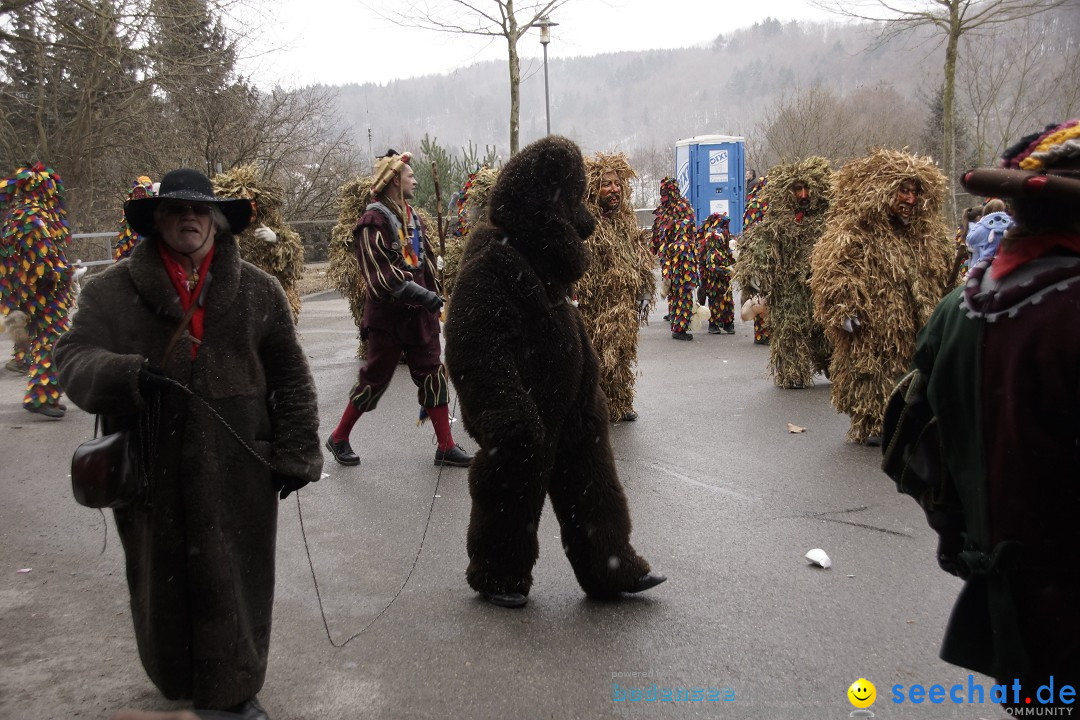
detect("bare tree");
top-left (815, 0), bottom-right (1070, 219)
top-left (958, 8), bottom-right (1080, 166)
top-left (370, 0), bottom-right (573, 154)
top-left (752, 82), bottom-right (923, 169)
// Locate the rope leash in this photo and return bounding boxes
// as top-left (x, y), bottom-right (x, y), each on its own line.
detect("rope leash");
top-left (295, 396), bottom-right (457, 648)
top-left (95, 376), bottom-right (456, 647)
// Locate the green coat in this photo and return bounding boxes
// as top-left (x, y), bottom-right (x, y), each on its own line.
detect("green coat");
top-left (913, 252), bottom-right (1080, 682)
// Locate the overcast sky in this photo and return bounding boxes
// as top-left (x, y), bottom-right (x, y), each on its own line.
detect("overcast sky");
top-left (235, 0), bottom-right (844, 89)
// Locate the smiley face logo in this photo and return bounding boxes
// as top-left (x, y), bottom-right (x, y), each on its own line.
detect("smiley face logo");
top-left (848, 678), bottom-right (876, 709)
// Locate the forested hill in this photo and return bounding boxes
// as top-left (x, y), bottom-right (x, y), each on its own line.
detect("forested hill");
top-left (326, 6), bottom-right (1077, 177)
top-left (329, 18), bottom-right (929, 156)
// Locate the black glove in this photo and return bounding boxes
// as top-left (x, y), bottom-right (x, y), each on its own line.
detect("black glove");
top-left (697, 286), bottom-right (707, 306)
top-left (391, 280), bottom-right (444, 314)
top-left (137, 364), bottom-right (172, 396)
top-left (274, 472), bottom-right (309, 500)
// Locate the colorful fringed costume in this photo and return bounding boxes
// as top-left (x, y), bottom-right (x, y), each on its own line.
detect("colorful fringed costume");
top-left (652, 178), bottom-right (698, 338)
top-left (0, 163), bottom-right (74, 414)
top-left (577, 152), bottom-right (655, 421)
top-left (697, 213), bottom-right (735, 333)
top-left (809, 149), bottom-right (952, 443)
top-left (741, 176), bottom-right (770, 344)
top-left (734, 157), bottom-right (832, 388)
top-left (114, 176), bottom-right (155, 261)
top-left (213, 165), bottom-right (305, 321)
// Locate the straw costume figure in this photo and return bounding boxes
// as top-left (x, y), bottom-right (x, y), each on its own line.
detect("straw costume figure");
top-left (0, 163), bottom-right (75, 417)
top-left (114, 176), bottom-right (155, 261)
top-left (734, 157), bottom-right (832, 388)
top-left (651, 177), bottom-right (698, 340)
top-left (444, 135), bottom-right (664, 608)
top-left (741, 172), bottom-right (770, 344)
top-left (328, 176), bottom-right (374, 357)
top-left (213, 165), bottom-right (305, 322)
top-left (443, 167), bottom-right (498, 301)
top-left (577, 152), bottom-right (655, 421)
top-left (697, 213), bottom-right (736, 334)
top-left (810, 149), bottom-right (952, 444)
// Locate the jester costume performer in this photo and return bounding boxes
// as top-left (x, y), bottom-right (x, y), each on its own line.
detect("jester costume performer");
top-left (577, 152), bottom-right (655, 421)
top-left (810, 149), bottom-right (952, 444)
top-left (697, 213), bottom-right (735, 334)
top-left (0, 163), bottom-right (75, 417)
top-left (114, 176), bottom-right (155, 261)
top-left (734, 157), bottom-right (832, 388)
top-left (331, 177), bottom-right (445, 359)
top-left (651, 177), bottom-right (698, 340)
top-left (213, 165), bottom-right (305, 322)
top-left (741, 174), bottom-right (770, 344)
top-left (324, 150), bottom-right (472, 469)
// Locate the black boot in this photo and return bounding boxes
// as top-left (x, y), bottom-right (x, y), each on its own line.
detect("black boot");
top-left (671, 331), bottom-right (693, 341)
top-left (723, 322), bottom-right (735, 334)
top-left (626, 571), bottom-right (667, 594)
top-left (707, 323), bottom-right (721, 334)
top-left (325, 435), bottom-right (360, 466)
top-left (434, 443), bottom-right (473, 467)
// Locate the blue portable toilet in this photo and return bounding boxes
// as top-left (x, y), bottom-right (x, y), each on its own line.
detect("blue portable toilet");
top-left (674, 135), bottom-right (746, 235)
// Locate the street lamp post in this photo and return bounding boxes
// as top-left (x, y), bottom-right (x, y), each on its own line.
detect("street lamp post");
top-left (537, 15), bottom-right (558, 136)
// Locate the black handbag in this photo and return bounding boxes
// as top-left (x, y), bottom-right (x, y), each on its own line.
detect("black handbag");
top-left (71, 418), bottom-right (142, 509)
top-left (69, 284), bottom-right (205, 509)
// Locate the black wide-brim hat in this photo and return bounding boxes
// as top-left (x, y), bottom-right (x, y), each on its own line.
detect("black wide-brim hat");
top-left (124, 168), bottom-right (252, 237)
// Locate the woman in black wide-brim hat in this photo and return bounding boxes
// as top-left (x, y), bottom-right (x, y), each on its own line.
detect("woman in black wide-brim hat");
top-left (54, 169), bottom-right (323, 720)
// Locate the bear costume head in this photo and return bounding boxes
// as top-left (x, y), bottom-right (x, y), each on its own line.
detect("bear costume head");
top-left (481, 135), bottom-right (596, 286)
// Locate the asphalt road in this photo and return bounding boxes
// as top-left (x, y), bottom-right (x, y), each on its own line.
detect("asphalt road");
top-left (0, 288), bottom-right (999, 720)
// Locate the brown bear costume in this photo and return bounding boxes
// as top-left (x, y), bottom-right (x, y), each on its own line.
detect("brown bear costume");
top-left (444, 136), bottom-right (665, 608)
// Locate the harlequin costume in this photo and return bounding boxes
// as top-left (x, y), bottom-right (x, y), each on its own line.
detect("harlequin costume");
top-left (903, 119), bottom-right (1080, 706)
top-left (324, 150), bottom-right (472, 469)
top-left (810, 149), bottom-right (952, 443)
top-left (213, 165), bottom-right (306, 322)
top-left (114, 176), bottom-right (155, 261)
top-left (734, 157), bottom-right (832, 388)
top-left (651, 178), bottom-right (698, 340)
top-left (698, 213), bottom-right (735, 334)
top-left (741, 175), bottom-right (770, 344)
top-left (0, 163), bottom-right (75, 417)
top-left (577, 152), bottom-right (655, 421)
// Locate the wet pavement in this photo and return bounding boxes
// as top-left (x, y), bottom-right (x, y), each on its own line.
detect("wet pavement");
top-left (0, 289), bottom-right (993, 719)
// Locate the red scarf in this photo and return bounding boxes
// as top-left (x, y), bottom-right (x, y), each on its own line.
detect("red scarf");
top-left (158, 242), bottom-right (215, 358)
top-left (990, 233), bottom-right (1080, 279)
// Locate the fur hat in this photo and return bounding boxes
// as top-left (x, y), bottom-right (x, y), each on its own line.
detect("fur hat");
top-left (124, 168), bottom-right (252, 237)
top-left (371, 149), bottom-right (413, 195)
top-left (961, 119), bottom-right (1080, 200)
